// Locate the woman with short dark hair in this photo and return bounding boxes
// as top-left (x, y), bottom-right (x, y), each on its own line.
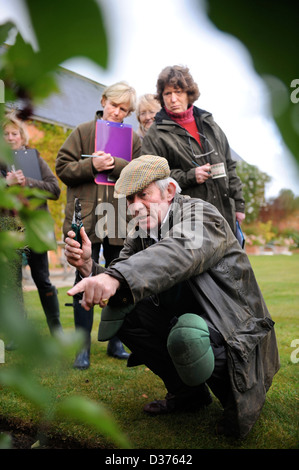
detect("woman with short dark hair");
top-left (142, 65), bottom-right (245, 234)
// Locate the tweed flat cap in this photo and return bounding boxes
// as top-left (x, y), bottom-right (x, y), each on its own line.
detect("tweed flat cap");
top-left (114, 155), bottom-right (170, 198)
top-left (167, 314), bottom-right (215, 387)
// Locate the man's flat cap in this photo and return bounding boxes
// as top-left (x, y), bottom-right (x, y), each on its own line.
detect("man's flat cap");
top-left (114, 155), bottom-right (170, 198)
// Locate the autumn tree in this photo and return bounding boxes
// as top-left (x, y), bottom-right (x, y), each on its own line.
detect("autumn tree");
top-left (236, 161), bottom-right (271, 223)
top-left (260, 189), bottom-right (299, 224)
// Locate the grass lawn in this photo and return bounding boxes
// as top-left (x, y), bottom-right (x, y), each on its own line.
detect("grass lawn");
top-left (0, 254), bottom-right (298, 449)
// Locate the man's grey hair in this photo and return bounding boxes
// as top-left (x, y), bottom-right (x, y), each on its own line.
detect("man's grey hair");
top-left (155, 177), bottom-right (181, 194)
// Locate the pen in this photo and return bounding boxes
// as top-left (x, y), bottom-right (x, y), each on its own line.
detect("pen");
top-left (81, 154), bottom-right (95, 157)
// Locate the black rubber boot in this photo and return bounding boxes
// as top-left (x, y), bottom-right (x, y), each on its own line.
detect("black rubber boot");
top-left (73, 296), bottom-right (93, 369)
top-left (73, 347), bottom-right (90, 370)
top-left (107, 336), bottom-right (129, 360)
top-left (38, 286), bottom-right (63, 336)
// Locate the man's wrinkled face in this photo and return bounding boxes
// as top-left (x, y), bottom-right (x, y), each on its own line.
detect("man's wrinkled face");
top-left (126, 182), bottom-right (174, 233)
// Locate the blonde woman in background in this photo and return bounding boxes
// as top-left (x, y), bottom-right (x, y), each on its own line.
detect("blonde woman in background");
top-left (1, 112), bottom-right (63, 339)
top-left (56, 81), bottom-right (141, 368)
top-left (136, 94), bottom-right (161, 139)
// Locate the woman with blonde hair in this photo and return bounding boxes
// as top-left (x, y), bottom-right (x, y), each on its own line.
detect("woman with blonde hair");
top-left (56, 81), bottom-right (141, 368)
top-left (136, 94), bottom-right (161, 139)
top-left (1, 112), bottom-right (63, 337)
top-left (101, 81), bottom-right (137, 114)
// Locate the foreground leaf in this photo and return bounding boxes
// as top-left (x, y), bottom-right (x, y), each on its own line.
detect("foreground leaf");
top-left (0, 433), bottom-right (12, 450)
top-left (20, 209), bottom-right (56, 252)
top-left (57, 396), bottom-right (131, 449)
top-left (0, 231), bottom-right (24, 251)
top-left (26, 0), bottom-right (108, 69)
top-left (0, 367), bottom-right (52, 410)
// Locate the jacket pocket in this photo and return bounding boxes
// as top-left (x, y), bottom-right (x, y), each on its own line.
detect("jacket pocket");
top-left (227, 345), bottom-right (260, 393)
top-left (226, 316), bottom-right (274, 392)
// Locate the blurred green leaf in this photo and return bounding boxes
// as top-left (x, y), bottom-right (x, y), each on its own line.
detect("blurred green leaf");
top-left (0, 117), bottom-right (14, 165)
top-left (206, 0), bottom-right (299, 167)
top-left (0, 0), bottom-right (108, 103)
top-left (0, 21), bottom-right (15, 48)
top-left (0, 231), bottom-right (24, 251)
top-left (0, 186), bottom-right (23, 212)
top-left (0, 432), bottom-right (12, 449)
top-left (57, 396), bottom-right (131, 449)
top-left (0, 287), bottom-right (83, 365)
top-left (0, 137), bottom-right (13, 165)
top-left (0, 183), bottom-right (52, 216)
top-left (0, 366), bottom-right (52, 409)
top-left (26, 0), bottom-right (108, 69)
top-left (0, 0), bottom-right (127, 450)
top-left (2, 32), bottom-right (58, 102)
top-left (20, 208), bottom-right (56, 252)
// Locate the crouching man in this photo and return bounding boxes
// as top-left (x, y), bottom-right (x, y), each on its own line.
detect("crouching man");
top-left (65, 155), bottom-right (279, 438)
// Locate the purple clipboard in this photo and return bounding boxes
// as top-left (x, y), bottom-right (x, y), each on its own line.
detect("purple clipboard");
top-left (94, 120), bottom-right (133, 185)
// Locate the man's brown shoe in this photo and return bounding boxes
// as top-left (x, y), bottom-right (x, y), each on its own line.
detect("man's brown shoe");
top-left (144, 399), bottom-right (172, 415)
top-left (143, 389), bottom-right (212, 416)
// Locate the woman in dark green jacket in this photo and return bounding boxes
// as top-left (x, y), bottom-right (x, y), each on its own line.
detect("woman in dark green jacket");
top-left (141, 65), bottom-right (245, 233)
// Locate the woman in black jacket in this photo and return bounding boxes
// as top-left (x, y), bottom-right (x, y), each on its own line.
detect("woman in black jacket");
top-left (2, 112), bottom-right (62, 337)
top-left (141, 65), bottom-right (245, 234)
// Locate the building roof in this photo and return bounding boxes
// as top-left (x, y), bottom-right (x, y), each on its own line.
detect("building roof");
top-left (5, 65), bottom-right (138, 131)
top-left (230, 148), bottom-right (243, 161)
top-left (32, 67), bottom-right (106, 129)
